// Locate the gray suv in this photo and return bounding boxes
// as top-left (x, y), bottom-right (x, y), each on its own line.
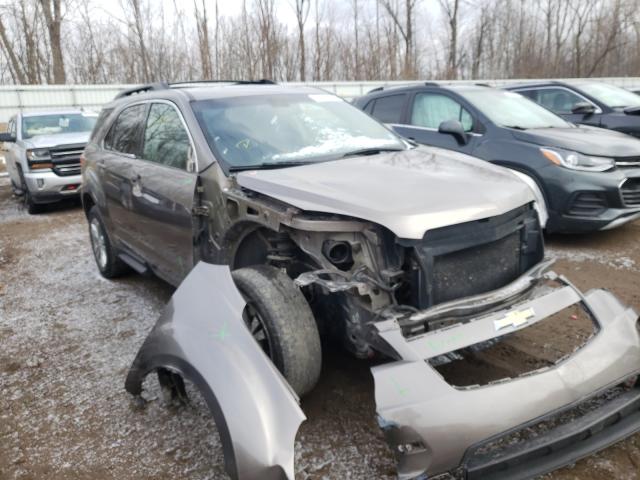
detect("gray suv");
top-left (81, 82), bottom-right (640, 480)
top-left (0, 109), bottom-right (97, 213)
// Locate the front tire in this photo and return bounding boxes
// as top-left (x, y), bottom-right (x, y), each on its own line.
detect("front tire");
top-left (88, 206), bottom-right (128, 279)
top-left (232, 265), bottom-right (322, 397)
top-left (24, 187), bottom-right (43, 214)
top-left (17, 166), bottom-right (43, 214)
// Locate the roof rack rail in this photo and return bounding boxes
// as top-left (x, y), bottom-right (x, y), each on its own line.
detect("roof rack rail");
top-left (114, 79), bottom-right (276, 99)
top-left (115, 82), bottom-right (170, 99)
top-left (169, 79), bottom-right (276, 87)
top-left (367, 81), bottom-right (439, 95)
top-left (474, 82), bottom-right (492, 87)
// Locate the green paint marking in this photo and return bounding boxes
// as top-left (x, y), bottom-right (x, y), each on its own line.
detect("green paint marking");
top-left (426, 332), bottom-right (463, 350)
top-left (392, 378), bottom-right (409, 397)
top-left (213, 321), bottom-right (230, 341)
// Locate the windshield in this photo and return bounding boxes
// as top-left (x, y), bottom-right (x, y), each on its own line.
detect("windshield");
top-left (459, 89), bottom-right (571, 129)
top-left (192, 93), bottom-right (405, 169)
top-left (21, 113), bottom-right (97, 139)
top-left (578, 82), bottom-right (640, 108)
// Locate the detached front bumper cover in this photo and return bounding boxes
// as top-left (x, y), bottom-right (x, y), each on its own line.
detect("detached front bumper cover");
top-left (125, 262), bottom-right (305, 480)
top-left (372, 270), bottom-right (640, 480)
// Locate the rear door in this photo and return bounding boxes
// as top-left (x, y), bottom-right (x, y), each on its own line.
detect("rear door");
top-left (392, 91), bottom-right (481, 154)
top-left (100, 103), bottom-right (148, 250)
top-left (129, 101), bottom-right (198, 285)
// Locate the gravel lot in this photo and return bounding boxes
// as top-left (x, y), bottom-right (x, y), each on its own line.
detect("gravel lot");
top-left (2, 174), bottom-right (640, 480)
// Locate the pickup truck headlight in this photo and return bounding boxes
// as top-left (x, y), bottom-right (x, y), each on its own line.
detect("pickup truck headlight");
top-left (540, 147), bottom-right (615, 172)
top-left (26, 148), bottom-right (53, 170)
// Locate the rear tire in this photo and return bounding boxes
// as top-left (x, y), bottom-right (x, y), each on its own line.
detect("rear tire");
top-left (88, 206), bottom-right (128, 279)
top-left (232, 265), bottom-right (322, 397)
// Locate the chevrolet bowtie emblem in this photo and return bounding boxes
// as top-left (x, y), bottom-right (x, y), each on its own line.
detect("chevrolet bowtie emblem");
top-left (494, 308), bottom-right (535, 331)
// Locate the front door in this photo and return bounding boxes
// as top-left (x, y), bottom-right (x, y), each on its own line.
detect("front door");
top-left (393, 92), bottom-right (481, 154)
top-left (517, 87), bottom-right (602, 127)
top-left (129, 102), bottom-right (198, 285)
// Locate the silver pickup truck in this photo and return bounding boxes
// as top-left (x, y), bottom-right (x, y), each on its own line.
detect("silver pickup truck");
top-left (0, 109), bottom-right (97, 213)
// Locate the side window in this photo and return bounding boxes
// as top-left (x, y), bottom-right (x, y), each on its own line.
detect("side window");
top-left (363, 100), bottom-right (375, 114)
top-left (522, 88), bottom-right (589, 114)
top-left (411, 93), bottom-right (473, 131)
top-left (370, 94), bottom-right (407, 123)
top-left (90, 108), bottom-right (113, 142)
top-left (8, 117), bottom-right (16, 136)
top-left (104, 104), bottom-right (147, 155)
top-left (142, 103), bottom-right (191, 170)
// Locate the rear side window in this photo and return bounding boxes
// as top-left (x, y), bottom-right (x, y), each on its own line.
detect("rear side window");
top-left (142, 103), bottom-right (191, 170)
top-left (8, 117), bottom-right (16, 136)
top-left (411, 93), bottom-right (473, 131)
top-left (90, 108), bottom-right (113, 142)
top-left (370, 94), bottom-right (407, 123)
top-left (104, 104), bottom-right (147, 155)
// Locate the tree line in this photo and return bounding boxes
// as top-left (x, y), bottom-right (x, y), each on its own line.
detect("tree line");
top-left (0, 0), bottom-right (639, 85)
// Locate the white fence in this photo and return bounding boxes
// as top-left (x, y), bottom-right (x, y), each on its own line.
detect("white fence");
top-left (2, 77), bottom-right (640, 122)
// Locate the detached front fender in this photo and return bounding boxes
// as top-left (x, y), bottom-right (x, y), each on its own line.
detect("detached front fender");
top-left (125, 262), bottom-right (305, 480)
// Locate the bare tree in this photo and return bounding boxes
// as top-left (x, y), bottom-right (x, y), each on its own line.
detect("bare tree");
top-left (194, 0), bottom-right (213, 79)
top-left (438, 0), bottom-right (460, 79)
top-left (292, 0), bottom-right (310, 80)
top-left (38, 0), bottom-right (66, 83)
top-left (380, 0), bottom-right (418, 79)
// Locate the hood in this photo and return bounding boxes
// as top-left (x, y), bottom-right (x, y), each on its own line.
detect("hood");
top-left (236, 147), bottom-right (534, 239)
top-left (511, 126), bottom-right (640, 157)
top-left (23, 131), bottom-right (90, 149)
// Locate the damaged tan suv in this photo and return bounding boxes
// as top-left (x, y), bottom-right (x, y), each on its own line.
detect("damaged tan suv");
top-left (81, 81), bottom-right (640, 480)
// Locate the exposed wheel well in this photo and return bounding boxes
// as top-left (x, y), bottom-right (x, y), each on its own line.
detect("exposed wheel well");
top-left (232, 226), bottom-right (271, 269)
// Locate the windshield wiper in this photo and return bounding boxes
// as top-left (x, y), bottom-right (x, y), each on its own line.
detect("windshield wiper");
top-left (339, 147), bottom-right (405, 158)
top-left (503, 125), bottom-right (527, 130)
top-left (228, 161), bottom-right (314, 172)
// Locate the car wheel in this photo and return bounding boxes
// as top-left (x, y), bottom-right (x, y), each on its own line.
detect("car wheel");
top-left (232, 265), bottom-right (322, 397)
top-left (16, 167), bottom-right (43, 214)
top-left (88, 206), bottom-right (129, 278)
top-left (24, 187), bottom-right (43, 214)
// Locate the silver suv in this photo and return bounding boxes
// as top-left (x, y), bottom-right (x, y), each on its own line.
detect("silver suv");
top-left (0, 109), bottom-right (97, 213)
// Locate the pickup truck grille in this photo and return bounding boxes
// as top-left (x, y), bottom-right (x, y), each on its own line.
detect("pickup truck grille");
top-left (50, 144), bottom-right (84, 177)
top-left (621, 178), bottom-right (640, 206)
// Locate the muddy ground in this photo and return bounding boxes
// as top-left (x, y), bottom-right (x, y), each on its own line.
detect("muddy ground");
top-left (2, 174), bottom-right (640, 480)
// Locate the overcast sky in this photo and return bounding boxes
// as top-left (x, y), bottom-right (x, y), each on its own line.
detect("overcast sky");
top-left (94, 0), bottom-right (442, 32)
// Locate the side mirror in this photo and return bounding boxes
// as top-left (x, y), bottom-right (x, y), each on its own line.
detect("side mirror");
top-left (438, 120), bottom-right (469, 145)
top-left (571, 102), bottom-right (596, 115)
top-left (0, 132), bottom-right (16, 143)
